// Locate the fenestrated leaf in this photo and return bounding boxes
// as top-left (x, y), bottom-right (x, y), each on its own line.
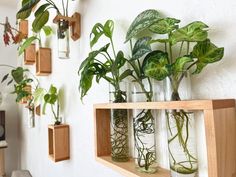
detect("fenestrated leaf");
top-left (171, 21), bottom-right (208, 45)
top-left (32, 10), bottom-right (49, 32)
top-left (125, 9), bottom-right (160, 42)
top-left (34, 3), bottom-right (50, 17)
top-left (1, 73), bottom-right (9, 83)
top-left (119, 69), bottom-right (132, 81)
top-left (149, 17), bottom-right (180, 34)
top-left (172, 56), bottom-right (193, 73)
top-left (90, 23), bottom-right (104, 48)
top-left (132, 36), bottom-right (152, 60)
top-left (17, 0), bottom-right (40, 19)
top-left (191, 39), bottom-right (224, 74)
top-left (142, 50), bottom-right (170, 80)
top-left (103, 20), bottom-right (114, 39)
top-left (18, 36), bottom-right (38, 55)
top-left (11, 67), bottom-right (24, 84)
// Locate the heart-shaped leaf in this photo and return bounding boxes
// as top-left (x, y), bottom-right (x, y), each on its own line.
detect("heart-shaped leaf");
top-left (32, 10), bottom-right (49, 32)
top-left (132, 36), bottom-right (152, 60)
top-left (11, 67), bottom-right (24, 84)
top-left (125, 9), bottom-right (160, 42)
top-left (149, 17), bottom-right (180, 34)
top-left (172, 56), bottom-right (193, 74)
top-left (191, 39), bottom-right (224, 74)
top-left (142, 50), bottom-right (170, 80)
top-left (171, 21), bottom-right (208, 45)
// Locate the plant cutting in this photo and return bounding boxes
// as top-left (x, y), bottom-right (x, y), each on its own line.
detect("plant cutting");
top-left (126, 9), bottom-right (224, 176)
top-left (78, 20), bottom-right (131, 162)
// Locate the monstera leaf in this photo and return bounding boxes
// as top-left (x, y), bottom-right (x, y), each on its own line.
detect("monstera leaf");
top-left (171, 21), bottom-right (208, 45)
top-left (125, 9), bottom-right (160, 42)
top-left (171, 56), bottom-right (193, 74)
top-left (17, 0), bottom-right (40, 19)
top-left (149, 17), bottom-right (180, 34)
top-left (191, 39), bottom-right (224, 74)
top-left (142, 50), bottom-right (170, 80)
top-left (132, 36), bottom-right (152, 60)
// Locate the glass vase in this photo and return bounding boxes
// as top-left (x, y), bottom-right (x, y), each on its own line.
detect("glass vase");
top-left (28, 108), bottom-right (35, 128)
top-left (57, 19), bottom-right (70, 59)
top-left (109, 83), bottom-right (129, 162)
top-left (165, 71), bottom-right (198, 177)
top-left (131, 81), bottom-right (157, 173)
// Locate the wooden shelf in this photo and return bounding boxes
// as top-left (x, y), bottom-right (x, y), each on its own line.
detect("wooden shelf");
top-left (36, 47), bottom-right (52, 76)
top-left (24, 44), bottom-right (36, 65)
top-left (48, 124), bottom-right (70, 162)
top-left (94, 99), bottom-right (236, 177)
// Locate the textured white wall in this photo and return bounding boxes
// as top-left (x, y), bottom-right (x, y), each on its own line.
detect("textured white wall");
top-left (0, 5), bottom-right (20, 176)
top-left (18, 0), bottom-right (236, 177)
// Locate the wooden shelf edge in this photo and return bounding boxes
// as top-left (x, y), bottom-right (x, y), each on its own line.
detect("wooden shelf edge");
top-left (96, 156), bottom-right (170, 177)
top-left (94, 99), bottom-right (235, 110)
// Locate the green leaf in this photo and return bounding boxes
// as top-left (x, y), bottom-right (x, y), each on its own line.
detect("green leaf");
top-left (90, 23), bottom-right (104, 48)
top-left (172, 56), bottom-right (193, 73)
top-left (17, 0), bottom-right (40, 19)
top-left (142, 50), bottom-right (170, 80)
top-left (34, 3), bottom-right (50, 17)
top-left (7, 79), bottom-right (14, 85)
top-left (33, 87), bottom-right (45, 106)
top-left (103, 20), bottom-right (114, 39)
top-left (18, 36), bottom-right (37, 55)
top-left (11, 67), bottom-right (24, 84)
top-left (1, 73), bottom-right (9, 83)
top-left (125, 9), bottom-right (160, 42)
top-left (79, 68), bottom-right (94, 100)
top-left (149, 38), bottom-right (171, 44)
top-left (119, 69), bottom-right (132, 81)
top-left (132, 37), bottom-right (152, 60)
top-left (43, 26), bottom-right (53, 36)
top-left (191, 39), bottom-right (224, 74)
top-left (171, 21), bottom-right (208, 45)
top-left (49, 85), bottom-right (57, 95)
top-left (113, 51), bottom-right (126, 71)
top-left (149, 17), bottom-right (180, 34)
top-left (32, 10), bottom-right (49, 32)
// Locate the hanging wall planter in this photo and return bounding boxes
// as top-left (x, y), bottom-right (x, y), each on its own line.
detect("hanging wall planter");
top-left (24, 44), bottom-right (36, 65)
top-left (53, 13), bottom-right (81, 59)
top-left (48, 124), bottom-right (70, 162)
top-left (36, 47), bottom-right (52, 76)
top-left (19, 20), bottom-right (28, 38)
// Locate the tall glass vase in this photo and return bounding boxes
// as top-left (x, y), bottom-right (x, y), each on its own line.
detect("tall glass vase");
top-left (132, 82), bottom-right (157, 173)
top-left (109, 83), bottom-right (129, 162)
top-left (165, 72), bottom-right (198, 177)
top-left (57, 19), bottom-right (70, 59)
top-left (28, 108), bottom-right (35, 128)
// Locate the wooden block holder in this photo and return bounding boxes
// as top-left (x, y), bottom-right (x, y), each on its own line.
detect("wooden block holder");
top-left (24, 44), bottom-right (36, 65)
top-left (36, 47), bottom-right (52, 76)
top-left (53, 12), bottom-right (81, 41)
top-left (35, 105), bottom-right (41, 116)
top-left (19, 20), bottom-right (28, 38)
top-left (48, 124), bottom-right (70, 162)
top-left (94, 99), bottom-right (236, 177)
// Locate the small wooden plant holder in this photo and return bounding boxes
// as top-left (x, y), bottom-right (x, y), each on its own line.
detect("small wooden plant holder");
top-left (24, 44), bottom-right (36, 65)
top-left (53, 12), bottom-right (81, 41)
top-left (36, 47), bottom-right (52, 76)
top-left (19, 85), bottom-right (32, 104)
top-left (48, 124), bottom-right (70, 162)
top-left (35, 105), bottom-right (41, 116)
top-left (19, 20), bottom-right (28, 38)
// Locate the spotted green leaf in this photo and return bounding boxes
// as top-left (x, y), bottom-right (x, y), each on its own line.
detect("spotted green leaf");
top-left (132, 36), bottom-right (152, 60)
top-left (172, 56), bottom-right (193, 74)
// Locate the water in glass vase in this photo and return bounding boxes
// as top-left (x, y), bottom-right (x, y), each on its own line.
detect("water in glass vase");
top-left (109, 84), bottom-right (129, 162)
top-left (57, 19), bottom-right (70, 59)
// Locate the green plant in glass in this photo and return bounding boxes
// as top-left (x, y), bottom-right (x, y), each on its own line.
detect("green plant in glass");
top-left (126, 9), bottom-right (224, 176)
top-left (78, 20), bottom-right (131, 162)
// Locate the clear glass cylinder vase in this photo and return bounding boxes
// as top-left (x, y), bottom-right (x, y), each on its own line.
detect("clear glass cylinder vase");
top-left (57, 19), bottom-right (70, 59)
top-left (165, 72), bottom-right (198, 177)
top-left (28, 108), bottom-right (35, 128)
top-left (109, 83), bottom-right (129, 162)
top-left (131, 81), bottom-right (157, 173)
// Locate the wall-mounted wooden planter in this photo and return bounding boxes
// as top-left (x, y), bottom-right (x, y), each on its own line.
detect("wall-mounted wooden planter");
top-left (94, 99), bottom-right (236, 177)
top-left (35, 105), bottom-right (40, 116)
top-left (36, 47), bottom-right (52, 76)
top-left (24, 44), bottom-right (36, 65)
top-left (19, 20), bottom-right (28, 38)
top-left (48, 124), bottom-right (70, 162)
top-left (53, 12), bottom-right (81, 41)
top-left (19, 85), bottom-right (32, 104)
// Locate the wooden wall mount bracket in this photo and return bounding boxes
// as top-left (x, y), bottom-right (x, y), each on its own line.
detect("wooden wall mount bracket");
top-left (48, 124), bottom-right (70, 162)
top-left (53, 12), bottom-right (81, 41)
top-left (36, 47), bottom-right (52, 76)
top-left (24, 44), bottom-right (36, 65)
top-left (19, 20), bottom-right (28, 38)
top-left (35, 105), bottom-right (41, 116)
top-left (94, 99), bottom-right (236, 177)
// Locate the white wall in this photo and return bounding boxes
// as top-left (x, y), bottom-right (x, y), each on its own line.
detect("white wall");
top-left (0, 5), bottom-right (20, 176)
top-left (18, 0), bottom-right (236, 177)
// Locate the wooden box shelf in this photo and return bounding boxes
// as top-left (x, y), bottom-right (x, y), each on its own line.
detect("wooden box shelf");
top-left (48, 124), bottom-right (70, 162)
top-left (36, 47), bottom-right (52, 76)
top-left (19, 20), bottom-right (28, 38)
top-left (94, 99), bottom-right (236, 177)
top-left (24, 44), bottom-right (36, 65)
